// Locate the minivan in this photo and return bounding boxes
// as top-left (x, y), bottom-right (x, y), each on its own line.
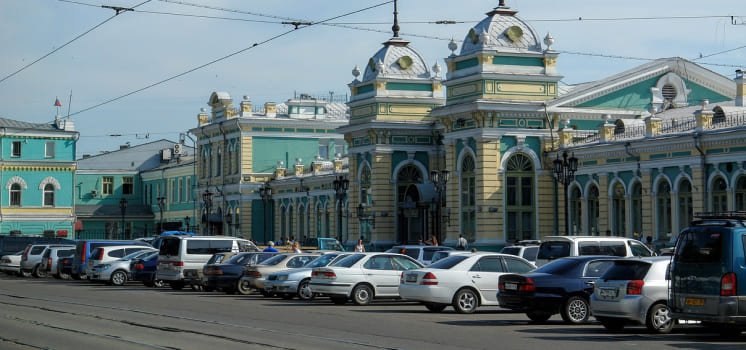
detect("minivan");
top-left (71, 240), bottom-right (151, 280)
top-left (535, 236), bottom-right (653, 266)
top-left (156, 235), bottom-right (257, 290)
top-left (670, 213), bottom-right (746, 336)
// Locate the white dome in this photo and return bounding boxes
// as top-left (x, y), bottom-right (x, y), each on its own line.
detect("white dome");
top-left (362, 39), bottom-right (431, 81)
top-left (460, 6), bottom-right (542, 55)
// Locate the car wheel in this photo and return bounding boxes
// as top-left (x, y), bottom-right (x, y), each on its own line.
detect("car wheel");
top-left (560, 296), bottom-right (590, 324)
top-left (153, 278), bottom-right (165, 288)
top-left (597, 316), bottom-right (626, 331)
top-left (32, 265), bottom-right (47, 278)
top-left (452, 288), bottom-right (478, 314)
top-left (331, 297), bottom-right (347, 305)
top-left (236, 280), bottom-right (252, 295)
top-left (646, 303), bottom-right (674, 334)
top-left (425, 303), bottom-right (447, 312)
top-left (170, 281), bottom-right (185, 290)
top-left (297, 279), bottom-right (314, 301)
top-left (109, 271), bottom-right (127, 286)
top-left (352, 284), bottom-right (373, 305)
top-left (526, 311), bottom-right (552, 323)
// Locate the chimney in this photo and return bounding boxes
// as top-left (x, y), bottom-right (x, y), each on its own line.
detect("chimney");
top-left (198, 108), bottom-right (210, 126)
top-left (240, 95), bottom-right (252, 117)
top-left (265, 102), bottom-right (277, 118)
top-left (736, 69), bottom-right (745, 107)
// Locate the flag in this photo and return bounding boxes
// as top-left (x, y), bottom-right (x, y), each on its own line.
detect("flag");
top-left (54, 98), bottom-right (62, 107)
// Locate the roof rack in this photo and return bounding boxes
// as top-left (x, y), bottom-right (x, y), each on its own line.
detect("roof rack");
top-left (694, 211), bottom-right (746, 220)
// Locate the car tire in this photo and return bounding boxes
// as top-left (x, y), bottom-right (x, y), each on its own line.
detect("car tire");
top-left (452, 288), bottom-right (478, 314)
top-left (237, 280), bottom-right (252, 295)
top-left (110, 270), bottom-right (127, 286)
top-left (560, 296), bottom-right (590, 324)
top-left (352, 284), bottom-right (373, 306)
top-left (597, 316), bottom-right (626, 331)
top-left (297, 279), bottom-right (314, 301)
top-left (169, 281), bottom-right (185, 290)
top-left (425, 303), bottom-right (447, 312)
top-left (32, 265), bottom-right (47, 278)
top-left (646, 303), bottom-right (674, 334)
top-left (526, 311), bottom-right (552, 323)
top-left (331, 297), bottom-right (347, 305)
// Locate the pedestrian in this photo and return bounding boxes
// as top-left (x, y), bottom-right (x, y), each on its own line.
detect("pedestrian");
top-left (645, 235), bottom-right (656, 252)
top-left (470, 248), bottom-right (477, 253)
top-left (355, 239), bottom-right (365, 252)
top-left (291, 241), bottom-right (302, 253)
top-left (263, 241), bottom-right (279, 252)
top-left (457, 234), bottom-right (468, 250)
top-left (425, 235), bottom-right (438, 246)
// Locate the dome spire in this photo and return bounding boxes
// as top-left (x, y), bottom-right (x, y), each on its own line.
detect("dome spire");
top-left (392, 0), bottom-right (400, 38)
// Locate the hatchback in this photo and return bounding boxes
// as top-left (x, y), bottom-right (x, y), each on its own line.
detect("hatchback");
top-left (41, 247), bottom-right (75, 279)
top-left (591, 257), bottom-right (675, 333)
top-left (87, 245), bottom-right (154, 276)
top-left (90, 250), bottom-right (158, 285)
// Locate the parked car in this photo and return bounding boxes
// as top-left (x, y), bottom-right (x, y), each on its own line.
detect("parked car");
top-left (86, 245), bottom-right (156, 277)
top-left (670, 212), bottom-right (746, 336)
top-left (202, 252), bottom-right (278, 294)
top-left (89, 250), bottom-right (159, 285)
top-left (21, 244), bottom-right (75, 278)
top-left (400, 252), bottom-right (535, 313)
top-left (72, 240), bottom-right (152, 280)
top-left (310, 252), bottom-right (425, 305)
top-left (130, 251), bottom-right (164, 287)
top-left (241, 253), bottom-right (321, 295)
top-left (264, 252), bottom-right (351, 300)
top-left (0, 251), bottom-right (23, 276)
top-left (498, 256), bottom-right (622, 324)
top-left (40, 246), bottom-right (75, 279)
top-left (535, 236), bottom-right (653, 266)
top-left (590, 256), bottom-right (675, 333)
top-left (385, 245), bottom-right (455, 264)
top-left (500, 244), bottom-right (540, 264)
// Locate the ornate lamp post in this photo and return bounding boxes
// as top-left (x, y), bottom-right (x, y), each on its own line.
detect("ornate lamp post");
top-left (553, 151), bottom-right (579, 236)
top-left (157, 196), bottom-right (166, 234)
top-left (118, 198), bottom-right (128, 240)
top-left (202, 189), bottom-right (213, 235)
top-left (333, 175), bottom-right (349, 243)
top-left (356, 203), bottom-right (375, 241)
top-left (259, 183), bottom-right (272, 244)
top-left (430, 169), bottom-right (450, 244)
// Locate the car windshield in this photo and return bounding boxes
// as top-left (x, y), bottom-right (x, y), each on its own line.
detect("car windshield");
top-left (427, 255), bottom-right (470, 269)
top-left (537, 241), bottom-right (570, 260)
top-left (259, 254), bottom-right (288, 266)
top-left (675, 229), bottom-right (725, 263)
top-left (600, 261), bottom-right (651, 281)
top-left (501, 247), bottom-right (521, 256)
top-left (331, 254), bottom-right (365, 267)
top-left (305, 254), bottom-right (344, 268)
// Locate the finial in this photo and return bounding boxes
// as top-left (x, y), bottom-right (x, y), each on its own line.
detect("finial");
top-left (448, 38), bottom-right (458, 56)
top-left (498, 0), bottom-right (506, 7)
top-left (392, 0), bottom-right (400, 38)
top-left (432, 62), bottom-right (441, 79)
top-left (543, 32), bottom-right (554, 51)
top-left (352, 65), bottom-right (361, 81)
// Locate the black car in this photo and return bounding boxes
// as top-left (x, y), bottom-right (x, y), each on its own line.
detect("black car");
top-left (498, 256), bottom-right (621, 324)
top-left (203, 252), bottom-right (278, 294)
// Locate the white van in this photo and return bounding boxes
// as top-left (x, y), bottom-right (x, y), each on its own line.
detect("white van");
top-left (535, 236), bottom-right (653, 266)
top-left (156, 236), bottom-right (256, 290)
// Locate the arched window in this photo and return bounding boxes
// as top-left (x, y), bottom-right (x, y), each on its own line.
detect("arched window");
top-left (588, 185), bottom-right (600, 235)
top-left (505, 154), bottom-right (534, 241)
top-left (298, 203), bottom-right (307, 239)
top-left (736, 176), bottom-right (746, 211)
top-left (316, 203), bottom-right (323, 237)
top-left (461, 155), bottom-right (476, 241)
top-left (678, 179), bottom-right (693, 230)
top-left (712, 177), bottom-right (728, 212)
top-left (215, 148), bottom-right (222, 176)
top-left (631, 182), bottom-right (643, 234)
top-left (280, 205), bottom-right (287, 239)
top-left (234, 144), bottom-right (240, 174)
top-left (288, 204), bottom-right (294, 240)
top-left (43, 184), bottom-right (55, 207)
top-left (10, 183), bottom-right (21, 206)
top-left (324, 203), bottom-right (330, 238)
top-left (570, 187), bottom-right (582, 235)
top-left (611, 183), bottom-right (625, 236)
top-left (657, 181), bottom-right (672, 237)
top-left (360, 165), bottom-right (371, 205)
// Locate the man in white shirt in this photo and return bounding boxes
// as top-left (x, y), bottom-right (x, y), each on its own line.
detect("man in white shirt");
top-left (457, 234), bottom-right (468, 250)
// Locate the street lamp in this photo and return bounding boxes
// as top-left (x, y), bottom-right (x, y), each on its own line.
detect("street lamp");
top-left (184, 216), bottom-right (190, 232)
top-left (157, 196), bottom-right (166, 234)
top-left (553, 151), bottom-right (579, 236)
top-left (430, 169), bottom-right (450, 244)
top-left (202, 189), bottom-right (213, 235)
top-left (333, 175), bottom-right (349, 243)
top-left (357, 203), bottom-right (375, 241)
top-left (119, 198), bottom-right (128, 240)
top-left (259, 183), bottom-right (272, 244)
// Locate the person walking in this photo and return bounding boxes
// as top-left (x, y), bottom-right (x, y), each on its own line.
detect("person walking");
top-left (355, 239), bottom-right (365, 252)
top-left (263, 241), bottom-right (279, 252)
top-left (291, 241), bottom-right (302, 253)
top-left (457, 234), bottom-right (468, 250)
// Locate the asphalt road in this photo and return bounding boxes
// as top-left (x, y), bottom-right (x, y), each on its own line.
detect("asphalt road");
top-left (0, 274), bottom-right (742, 350)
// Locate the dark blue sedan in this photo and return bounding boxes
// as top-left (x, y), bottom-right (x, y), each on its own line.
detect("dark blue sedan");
top-left (202, 252), bottom-right (278, 295)
top-left (130, 251), bottom-right (163, 287)
top-left (498, 256), bottom-right (622, 324)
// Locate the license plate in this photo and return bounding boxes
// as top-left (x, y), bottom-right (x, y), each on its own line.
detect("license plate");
top-left (599, 288), bottom-right (617, 298)
top-left (406, 275), bottom-right (417, 283)
top-left (685, 298), bottom-right (705, 306)
top-left (504, 282), bottom-right (517, 290)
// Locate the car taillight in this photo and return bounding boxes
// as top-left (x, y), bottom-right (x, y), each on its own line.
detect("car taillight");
top-left (204, 269), bottom-right (223, 275)
top-left (721, 272), bottom-right (737, 296)
top-left (23, 246), bottom-right (31, 261)
top-left (400, 272), bottom-right (405, 283)
top-left (312, 270), bottom-right (335, 278)
top-left (247, 271), bottom-right (261, 278)
top-left (422, 272), bottom-right (438, 285)
top-left (518, 277), bottom-right (536, 292)
top-left (47, 258), bottom-right (52, 266)
top-left (82, 247), bottom-right (87, 262)
top-left (134, 263), bottom-right (144, 270)
top-left (627, 280), bottom-right (644, 295)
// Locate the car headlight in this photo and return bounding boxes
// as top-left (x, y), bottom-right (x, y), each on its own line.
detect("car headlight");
top-left (277, 275), bottom-right (288, 281)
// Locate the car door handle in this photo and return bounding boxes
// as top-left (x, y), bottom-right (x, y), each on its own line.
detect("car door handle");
top-left (472, 275), bottom-right (481, 279)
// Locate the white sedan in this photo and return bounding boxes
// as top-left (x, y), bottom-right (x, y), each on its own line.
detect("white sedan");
top-left (310, 252), bottom-right (424, 305)
top-left (399, 252), bottom-right (535, 313)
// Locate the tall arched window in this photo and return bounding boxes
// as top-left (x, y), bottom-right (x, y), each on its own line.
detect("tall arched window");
top-left (505, 154), bottom-right (534, 241)
top-left (360, 165), bottom-right (371, 205)
top-left (288, 204), bottom-right (294, 240)
top-left (588, 185), bottom-right (600, 235)
top-left (611, 183), bottom-right (625, 236)
top-left (324, 203), bottom-right (330, 238)
top-left (678, 179), bottom-right (693, 230)
top-left (10, 183), bottom-right (21, 206)
top-left (631, 182), bottom-right (643, 234)
top-left (280, 205), bottom-right (287, 239)
top-left (215, 148), bottom-right (222, 176)
top-left (43, 184), bottom-right (55, 207)
top-left (570, 187), bottom-right (582, 235)
top-left (736, 176), bottom-right (746, 211)
top-left (316, 203), bottom-right (323, 237)
top-left (657, 181), bottom-right (672, 237)
top-left (712, 177), bottom-right (728, 212)
top-left (461, 155), bottom-right (476, 241)
top-left (298, 204), bottom-right (306, 240)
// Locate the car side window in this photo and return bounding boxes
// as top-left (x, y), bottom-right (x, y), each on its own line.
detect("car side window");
top-left (578, 241), bottom-right (600, 255)
top-left (584, 260), bottom-right (615, 278)
top-left (286, 256), bottom-right (304, 268)
top-left (364, 256), bottom-right (394, 270)
top-left (628, 241), bottom-right (652, 256)
top-left (504, 258), bottom-right (533, 273)
top-left (31, 246), bottom-right (45, 254)
top-left (109, 249), bottom-right (125, 258)
top-left (470, 257), bottom-right (504, 272)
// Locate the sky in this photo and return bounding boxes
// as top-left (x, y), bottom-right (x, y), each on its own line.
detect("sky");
top-left (1, 0), bottom-right (744, 159)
